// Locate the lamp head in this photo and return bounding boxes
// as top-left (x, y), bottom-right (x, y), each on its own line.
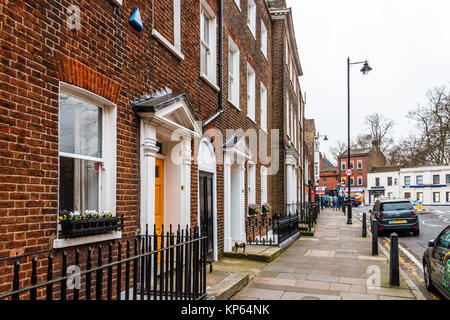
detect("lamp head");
top-left (360, 61), bottom-right (372, 75)
top-left (324, 135), bottom-right (328, 142)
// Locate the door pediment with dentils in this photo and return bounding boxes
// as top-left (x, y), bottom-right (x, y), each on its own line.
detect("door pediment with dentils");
top-left (132, 87), bottom-right (202, 138)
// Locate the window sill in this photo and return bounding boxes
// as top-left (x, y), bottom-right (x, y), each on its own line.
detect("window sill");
top-left (200, 73), bottom-right (220, 92)
top-left (228, 98), bottom-right (240, 110)
top-left (152, 29), bottom-right (184, 60)
top-left (261, 50), bottom-right (268, 61)
top-left (53, 231), bottom-right (122, 249)
top-left (232, 0), bottom-right (241, 11)
top-left (247, 115), bottom-right (256, 124)
top-left (247, 24), bottom-right (256, 40)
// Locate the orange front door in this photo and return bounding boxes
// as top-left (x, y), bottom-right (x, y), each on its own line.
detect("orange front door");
top-left (155, 158), bottom-right (164, 236)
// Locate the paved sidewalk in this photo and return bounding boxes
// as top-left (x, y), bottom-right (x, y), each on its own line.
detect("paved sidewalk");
top-left (232, 208), bottom-right (421, 300)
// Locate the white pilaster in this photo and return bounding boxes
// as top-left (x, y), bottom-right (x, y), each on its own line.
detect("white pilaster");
top-left (140, 119), bottom-right (159, 234)
top-left (181, 138), bottom-right (192, 228)
top-left (223, 157), bottom-right (232, 252)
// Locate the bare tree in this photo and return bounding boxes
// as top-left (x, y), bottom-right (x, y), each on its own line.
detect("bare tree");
top-left (364, 113), bottom-right (395, 151)
top-left (406, 86), bottom-right (450, 165)
top-left (329, 140), bottom-right (347, 163)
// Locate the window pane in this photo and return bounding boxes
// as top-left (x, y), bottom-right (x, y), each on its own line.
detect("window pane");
top-left (60, 93), bottom-right (102, 158)
top-left (202, 12), bottom-right (209, 46)
top-left (201, 44), bottom-right (208, 74)
top-left (433, 175), bottom-right (440, 184)
top-left (59, 157), bottom-right (99, 212)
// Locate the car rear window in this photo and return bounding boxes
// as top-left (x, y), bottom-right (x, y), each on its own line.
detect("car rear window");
top-left (380, 202), bottom-right (413, 211)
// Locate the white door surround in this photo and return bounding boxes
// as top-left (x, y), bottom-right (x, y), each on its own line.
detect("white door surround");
top-left (197, 138), bottom-right (218, 261)
top-left (223, 137), bottom-right (251, 252)
top-left (136, 92), bottom-right (202, 235)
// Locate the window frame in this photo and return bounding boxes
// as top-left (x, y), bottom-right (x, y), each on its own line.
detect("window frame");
top-left (261, 166), bottom-right (267, 205)
top-left (286, 94), bottom-right (290, 138)
top-left (260, 20), bottom-right (268, 59)
top-left (246, 62), bottom-right (256, 121)
top-left (200, 3), bottom-right (217, 86)
top-left (357, 160), bottom-right (362, 169)
top-left (433, 192), bottom-right (440, 203)
top-left (341, 162), bottom-right (346, 171)
top-left (228, 36), bottom-right (240, 108)
top-left (404, 176), bottom-right (411, 186)
top-left (260, 82), bottom-right (267, 132)
top-left (58, 82), bottom-right (117, 217)
top-left (247, 162), bottom-right (256, 207)
top-left (387, 176), bottom-right (392, 186)
top-left (416, 175), bottom-right (423, 185)
top-left (247, 0), bottom-right (256, 38)
top-left (433, 174), bottom-right (440, 185)
top-left (357, 177), bottom-right (363, 186)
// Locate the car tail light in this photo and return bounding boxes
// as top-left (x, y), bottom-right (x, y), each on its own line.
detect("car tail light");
top-left (378, 212), bottom-right (384, 219)
top-left (378, 225), bottom-right (385, 230)
top-left (410, 210), bottom-right (417, 217)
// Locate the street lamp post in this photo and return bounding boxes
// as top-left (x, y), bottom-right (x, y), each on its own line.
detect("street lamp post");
top-left (346, 57), bottom-right (372, 225)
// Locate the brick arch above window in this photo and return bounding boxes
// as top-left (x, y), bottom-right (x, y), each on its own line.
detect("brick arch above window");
top-left (55, 53), bottom-right (122, 104)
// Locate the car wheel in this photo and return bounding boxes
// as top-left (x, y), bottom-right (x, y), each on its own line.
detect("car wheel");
top-left (423, 261), bottom-right (436, 292)
top-left (412, 229), bottom-right (420, 236)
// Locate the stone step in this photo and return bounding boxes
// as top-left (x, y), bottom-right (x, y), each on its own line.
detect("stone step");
top-left (206, 272), bottom-right (249, 300)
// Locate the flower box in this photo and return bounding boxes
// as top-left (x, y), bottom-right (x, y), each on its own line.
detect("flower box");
top-left (261, 203), bottom-right (271, 215)
top-left (248, 204), bottom-right (261, 216)
top-left (60, 216), bottom-right (124, 238)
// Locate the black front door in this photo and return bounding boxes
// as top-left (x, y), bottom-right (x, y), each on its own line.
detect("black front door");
top-left (199, 172), bottom-right (214, 258)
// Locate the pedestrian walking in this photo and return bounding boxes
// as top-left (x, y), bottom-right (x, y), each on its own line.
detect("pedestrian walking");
top-left (338, 194), bottom-right (343, 209)
top-left (333, 195), bottom-right (338, 210)
top-left (324, 195), bottom-right (329, 208)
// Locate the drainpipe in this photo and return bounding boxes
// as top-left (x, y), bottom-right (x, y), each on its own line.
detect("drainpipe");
top-left (203, 0), bottom-right (224, 129)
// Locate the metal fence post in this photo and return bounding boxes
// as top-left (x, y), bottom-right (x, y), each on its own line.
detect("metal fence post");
top-left (372, 220), bottom-right (378, 256)
top-left (390, 233), bottom-right (400, 286)
top-left (362, 212), bottom-right (367, 238)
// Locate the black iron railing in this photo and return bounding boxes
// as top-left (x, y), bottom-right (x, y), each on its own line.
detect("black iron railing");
top-left (0, 224), bottom-right (207, 301)
top-left (246, 213), bottom-right (299, 246)
top-left (298, 203), bottom-right (319, 232)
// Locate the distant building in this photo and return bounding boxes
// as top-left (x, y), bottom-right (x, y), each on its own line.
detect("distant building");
top-left (399, 166), bottom-right (450, 205)
top-left (367, 165), bottom-right (450, 206)
top-left (318, 153), bottom-right (339, 195)
top-left (338, 141), bottom-right (386, 202)
top-left (367, 166), bottom-right (402, 205)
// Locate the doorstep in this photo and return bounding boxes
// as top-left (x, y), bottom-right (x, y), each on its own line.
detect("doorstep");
top-left (223, 245), bottom-right (283, 262)
top-left (206, 271), bottom-right (249, 300)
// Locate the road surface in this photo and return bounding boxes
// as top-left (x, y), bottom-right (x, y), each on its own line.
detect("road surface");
top-left (351, 204), bottom-right (450, 300)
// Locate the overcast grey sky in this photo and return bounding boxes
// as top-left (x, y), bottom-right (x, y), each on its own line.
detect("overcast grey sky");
top-left (288, 0), bottom-right (450, 161)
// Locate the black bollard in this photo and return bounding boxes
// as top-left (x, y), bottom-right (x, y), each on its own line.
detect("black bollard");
top-left (390, 233), bottom-right (400, 286)
top-left (343, 201), bottom-right (346, 215)
top-left (362, 212), bottom-right (367, 238)
top-left (372, 219), bottom-right (378, 256)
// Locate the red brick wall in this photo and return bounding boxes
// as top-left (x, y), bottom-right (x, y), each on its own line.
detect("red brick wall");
top-left (0, 0), bottom-right (220, 293)
top-left (319, 170), bottom-right (339, 190)
top-left (338, 155), bottom-right (369, 188)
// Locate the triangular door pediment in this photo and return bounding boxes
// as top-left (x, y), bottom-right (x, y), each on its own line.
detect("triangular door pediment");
top-left (156, 101), bottom-right (201, 137)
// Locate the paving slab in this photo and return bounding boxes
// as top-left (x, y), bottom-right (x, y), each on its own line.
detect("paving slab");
top-left (229, 208), bottom-right (420, 300)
